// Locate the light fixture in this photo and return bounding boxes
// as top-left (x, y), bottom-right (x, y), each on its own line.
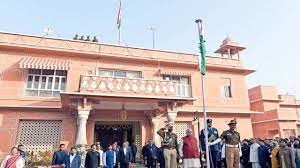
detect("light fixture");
top-left (120, 104), bottom-right (127, 120)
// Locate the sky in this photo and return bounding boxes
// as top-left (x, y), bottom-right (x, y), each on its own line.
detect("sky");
top-left (0, 0), bottom-right (300, 97)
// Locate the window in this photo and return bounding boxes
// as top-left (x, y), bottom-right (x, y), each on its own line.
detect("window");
top-left (98, 69), bottom-right (142, 78)
top-left (25, 69), bottom-right (67, 97)
top-left (221, 78), bottom-right (232, 98)
top-left (163, 75), bottom-right (191, 97)
top-left (223, 86), bottom-right (232, 98)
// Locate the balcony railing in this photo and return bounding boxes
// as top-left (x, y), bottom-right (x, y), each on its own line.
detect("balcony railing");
top-left (80, 75), bottom-right (178, 98)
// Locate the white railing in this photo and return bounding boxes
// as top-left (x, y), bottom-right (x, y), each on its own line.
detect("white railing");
top-left (80, 75), bottom-right (178, 97)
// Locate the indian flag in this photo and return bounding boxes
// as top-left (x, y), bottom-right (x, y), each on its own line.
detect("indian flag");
top-left (117, 0), bottom-right (122, 29)
top-left (198, 20), bottom-right (206, 75)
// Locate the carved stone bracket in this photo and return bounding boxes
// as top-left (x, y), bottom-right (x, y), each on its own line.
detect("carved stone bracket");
top-left (157, 102), bottom-right (181, 124)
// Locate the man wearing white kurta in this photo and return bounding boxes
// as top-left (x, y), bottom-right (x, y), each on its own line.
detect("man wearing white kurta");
top-left (178, 128), bottom-right (201, 168)
top-left (96, 142), bottom-right (104, 167)
top-left (249, 139), bottom-right (261, 168)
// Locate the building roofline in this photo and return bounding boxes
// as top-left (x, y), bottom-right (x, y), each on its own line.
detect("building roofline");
top-left (0, 31), bottom-right (199, 57)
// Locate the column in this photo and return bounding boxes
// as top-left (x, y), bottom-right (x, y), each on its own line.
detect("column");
top-left (75, 109), bottom-right (90, 145)
top-left (227, 48), bottom-right (231, 59)
top-left (151, 117), bottom-right (160, 146)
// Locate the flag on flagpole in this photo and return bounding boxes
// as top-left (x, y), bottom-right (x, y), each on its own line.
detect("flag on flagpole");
top-left (117, 0), bottom-right (122, 29)
top-left (199, 21), bottom-right (206, 75)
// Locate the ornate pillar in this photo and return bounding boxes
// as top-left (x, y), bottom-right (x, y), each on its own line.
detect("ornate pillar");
top-left (75, 109), bottom-right (90, 145)
top-left (151, 117), bottom-right (160, 146)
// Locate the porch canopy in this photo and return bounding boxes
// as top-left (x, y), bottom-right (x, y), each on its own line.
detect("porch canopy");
top-left (19, 57), bottom-right (71, 70)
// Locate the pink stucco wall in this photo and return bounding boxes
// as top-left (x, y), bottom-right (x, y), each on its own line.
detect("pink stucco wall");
top-left (0, 32), bottom-right (255, 157)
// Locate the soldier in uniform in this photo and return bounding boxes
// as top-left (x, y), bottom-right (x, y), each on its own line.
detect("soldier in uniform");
top-left (200, 119), bottom-right (221, 168)
top-left (157, 123), bottom-right (178, 168)
top-left (209, 119), bottom-right (241, 168)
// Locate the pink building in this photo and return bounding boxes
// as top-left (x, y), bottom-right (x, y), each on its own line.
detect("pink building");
top-left (0, 32), bottom-right (255, 158)
top-left (249, 85), bottom-right (300, 139)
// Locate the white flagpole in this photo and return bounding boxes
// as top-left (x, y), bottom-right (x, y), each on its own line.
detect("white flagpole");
top-left (117, 0), bottom-right (122, 45)
top-left (118, 28), bottom-right (121, 45)
top-left (195, 19), bottom-right (210, 168)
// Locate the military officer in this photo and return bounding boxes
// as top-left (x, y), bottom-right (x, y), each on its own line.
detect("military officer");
top-left (157, 123), bottom-right (178, 168)
top-left (209, 119), bottom-right (241, 168)
top-left (200, 119), bottom-right (221, 168)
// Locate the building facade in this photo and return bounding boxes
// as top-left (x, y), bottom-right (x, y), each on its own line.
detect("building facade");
top-left (249, 85), bottom-right (300, 139)
top-left (0, 32), bottom-right (254, 158)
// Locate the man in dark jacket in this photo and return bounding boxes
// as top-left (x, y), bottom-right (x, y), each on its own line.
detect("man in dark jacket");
top-left (157, 142), bottom-right (165, 168)
top-left (258, 140), bottom-right (271, 168)
top-left (52, 144), bottom-right (68, 166)
top-left (142, 142), bottom-right (148, 166)
top-left (118, 142), bottom-right (132, 168)
top-left (144, 139), bottom-right (158, 168)
top-left (130, 141), bottom-right (138, 163)
top-left (66, 147), bottom-right (81, 168)
top-left (85, 144), bottom-right (100, 168)
top-left (240, 140), bottom-right (251, 168)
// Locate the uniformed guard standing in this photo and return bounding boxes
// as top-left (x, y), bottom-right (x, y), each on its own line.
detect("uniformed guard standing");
top-left (209, 119), bottom-right (241, 168)
top-left (200, 119), bottom-right (221, 168)
top-left (157, 123), bottom-right (178, 168)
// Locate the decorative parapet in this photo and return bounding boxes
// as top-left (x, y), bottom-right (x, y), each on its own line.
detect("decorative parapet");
top-left (206, 56), bottom-right (243, 67)
top-left (80, 75), bottom-right (177, 97)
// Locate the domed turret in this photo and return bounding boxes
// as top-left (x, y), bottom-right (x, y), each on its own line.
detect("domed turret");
top-left (215, 36), bottom-right (246, 59)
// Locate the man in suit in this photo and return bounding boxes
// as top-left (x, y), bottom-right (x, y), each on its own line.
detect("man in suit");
top-left (142, 142), bottom-right (148, 166)
top-left (130, 141), bottom-right (138, 163)
top-left (52, 144), bottom-right (68, 167)
top-left (118, 141), bottom-right (132, 168)
top-left (85, 144), bottom-right (100, 168)
top-left (66, 147), bottom-right (81, 168)
top-left (157, 142), bottom-right (165, 168)
top-left (144, 139), bottom-right (158, 168)
top-left (258, 140), bottom-right (271, 168)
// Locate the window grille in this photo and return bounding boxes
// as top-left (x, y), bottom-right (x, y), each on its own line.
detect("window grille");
top-left (18, 120), bottom-right (62, 152)
top-left (172, 122), bottom-right (192, 140)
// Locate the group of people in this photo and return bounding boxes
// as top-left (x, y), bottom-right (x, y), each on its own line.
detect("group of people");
top-left (200, 118), bottom-right (300, 168)
top-left (0, 145), bottom-right (26, 168)
top-left (52, 141), bottom-right (135, 168)
top-left (3, 119), bottom-right (300, 168)
top-left (239, 137), bottom-right (300, 168)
